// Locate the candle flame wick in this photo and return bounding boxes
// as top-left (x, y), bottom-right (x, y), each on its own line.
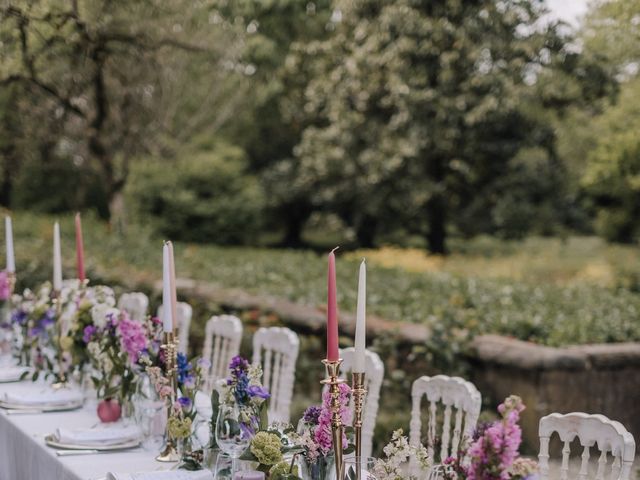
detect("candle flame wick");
top-left (331, 246), bottom-right (340, 254)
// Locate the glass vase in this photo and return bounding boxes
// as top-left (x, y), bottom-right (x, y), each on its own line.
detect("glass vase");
top-left (299, 455), bottom-right (335, 480)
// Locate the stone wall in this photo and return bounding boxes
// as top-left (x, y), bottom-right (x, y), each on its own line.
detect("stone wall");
top-left (470, 334), bottom-right (640, 451)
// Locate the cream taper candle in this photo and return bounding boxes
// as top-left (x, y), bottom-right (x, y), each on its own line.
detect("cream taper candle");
top-left (354, 258), bottom-right (366, 373)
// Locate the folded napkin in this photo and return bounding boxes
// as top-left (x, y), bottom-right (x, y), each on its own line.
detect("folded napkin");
top-left (0, 366), bottom-right (32, 382)
top-left (55, 424), bottom-right (141, 446)
top-left (107, 471), bottom-right (213, 480)
top-left (4, 387), bottom-right (83, 406)
top-left (194, 390), bottom-right (212, 419)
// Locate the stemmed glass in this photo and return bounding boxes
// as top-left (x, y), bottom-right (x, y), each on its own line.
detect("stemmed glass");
top-left (343, 457), bottom-right (378, 480)
top-left (133, 373), bottom-right (165, 450)
top-left (215, 403), bottom-right (253, 476)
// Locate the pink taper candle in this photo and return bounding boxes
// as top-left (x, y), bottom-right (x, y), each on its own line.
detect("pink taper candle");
top-left (75, 213), bottom-right (85, 282)
top-left (326, 247), bottom-right (340, 361)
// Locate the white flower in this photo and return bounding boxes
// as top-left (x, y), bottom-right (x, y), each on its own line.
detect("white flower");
top-left (91, 304), bottom-right (119, 328)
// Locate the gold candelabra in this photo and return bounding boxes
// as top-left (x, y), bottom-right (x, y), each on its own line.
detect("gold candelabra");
top-left (351, 372), bottom-right (367, 480)
top-left (51, 289), bottom-right (69, 389)
top-left (157, 331), bottom-right (180, 462)
top-left (322, 359), bottom-right (345, 480)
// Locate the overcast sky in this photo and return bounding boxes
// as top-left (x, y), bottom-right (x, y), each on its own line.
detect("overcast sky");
top-left (545, 0), bottom-right (590, 27)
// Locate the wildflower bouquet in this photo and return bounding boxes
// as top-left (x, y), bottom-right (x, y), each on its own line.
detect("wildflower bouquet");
top-left (217, 355), bottom-right (270, 435)
top-left (10, 282), bottom-right (64, 373)
top-left (66, 285), bottom-right (116, 370)
top-left (146, 351), bottom-right (207, 442)
top-left (294, 383), bottom-right (354, 467)
top-left (372, 429), bottom-right (430, 480)
top-left (441, 396), bottom-right (538, 480)
top-left (83, 308), bottom-right (148, 404)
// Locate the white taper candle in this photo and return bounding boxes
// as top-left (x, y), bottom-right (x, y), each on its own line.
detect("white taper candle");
top-left (354, 258), bottom-right (366, 373)
top-left (5, 216), bottom-right (15, 273)
top-left (162, 242), bottom-right (173, 332)
top-left (53, 222), bottom-right (62, 292)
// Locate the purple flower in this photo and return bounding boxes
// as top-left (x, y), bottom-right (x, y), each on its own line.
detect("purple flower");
top-left (197, 358), bottom-right (211, 369)
top-left (177, 396), bottom-right (192, 409)
top-left (176, 353), bottom-right (192, 385)
top-left (183, 375), bottom-right (196, 390)
top-left (11, 309), bottom-right (27, 325)
top-left (83, 325), bottom-right (97, 343)
top-left (229, 355), bottom-right (249, 372)
top-left (302, 405), bottom-right (321, 425)
top-left (248, 385), bottom-right (270, 399)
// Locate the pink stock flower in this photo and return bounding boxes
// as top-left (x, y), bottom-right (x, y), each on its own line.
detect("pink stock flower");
top-left (314, 382), bottom-right (352, 456)
top-left (466, 395), bottom-right (525, 480)
top-left (117, 312), bottom-right (147, 364)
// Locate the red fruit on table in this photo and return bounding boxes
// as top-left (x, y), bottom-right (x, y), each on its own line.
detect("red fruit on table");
top-left (97, 398), bottom-right (122, 423)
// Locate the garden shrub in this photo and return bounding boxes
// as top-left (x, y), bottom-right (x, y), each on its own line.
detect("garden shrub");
top-left (126, 143), bottom-right (266, 244)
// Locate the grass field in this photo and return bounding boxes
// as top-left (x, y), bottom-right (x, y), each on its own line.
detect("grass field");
top-left (7, 211), bottom-right (640, 349)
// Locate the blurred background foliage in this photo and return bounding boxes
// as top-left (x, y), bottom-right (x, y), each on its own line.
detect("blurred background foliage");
top-left (1, 0), bottom-right (639, 253)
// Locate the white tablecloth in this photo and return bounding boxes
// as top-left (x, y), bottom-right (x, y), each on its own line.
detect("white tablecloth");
top-left (0, 381), bottom-right (175, 480)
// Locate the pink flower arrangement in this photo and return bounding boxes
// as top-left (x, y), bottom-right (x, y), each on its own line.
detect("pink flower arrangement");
top-left (314, 382), bottom-right (352, 456)
top-left (465, 395), bottom-right (525, 480)
top-left (118, 312), bottom-right (147, 364)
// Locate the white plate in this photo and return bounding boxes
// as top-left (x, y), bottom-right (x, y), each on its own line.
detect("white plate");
top-left (44, 434), bottom-right (141, 451)
top-left (0, 367), bottom-right (33, 383)
top-left (0, 398), bottom-right (84, 412)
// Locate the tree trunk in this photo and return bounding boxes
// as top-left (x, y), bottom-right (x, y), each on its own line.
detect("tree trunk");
top-left (356, 215), bottom-right (377, 248)
top-left (426, 155), bottom-right (447, 254)
top-left (426, 194), bottom-right (447, 254)
top-left (108, 188), bottom-right (126, 234)
top-left (280, 202), bottom-right (312, 248)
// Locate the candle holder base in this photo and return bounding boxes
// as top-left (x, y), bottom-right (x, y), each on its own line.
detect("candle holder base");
top-left (156, 441), bottom-right (180, 462)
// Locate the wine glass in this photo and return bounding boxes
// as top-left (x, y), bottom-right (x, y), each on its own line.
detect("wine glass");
top-left (134, 373), bottom-right (166, 450)
top-left (215, 403), bottom-right (253, 475)
top-left (343, 457), bottom-right (378, 480)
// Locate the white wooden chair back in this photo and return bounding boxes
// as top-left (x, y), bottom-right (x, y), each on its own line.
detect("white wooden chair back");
top-left (157, 302), bottom-right (193, 354)
top-left (410, 375), bottom-right (481, 463)
top-left (538, 412), bottom-right (636, 480)
top-left (117, 292), bottom-right (149, 322)
top-left (339, 347), bottom-right (384, 459)
top-left (202, 315), bottom-right (243, 393)
top-left (252, 327), bottom-right (299, 424)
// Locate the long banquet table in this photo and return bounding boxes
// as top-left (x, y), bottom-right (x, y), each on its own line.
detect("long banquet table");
top-left (0, 381), bottom-right (175, 480)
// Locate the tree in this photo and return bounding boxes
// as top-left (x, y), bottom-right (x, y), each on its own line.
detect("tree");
top-left (581, 78), bottom-right (640, 242)
top-left (280, 0), bottom-right (579, 252)
top-left (0, 0), bottom-right (248, 222)
top-left (577, 0), bottom-right (640, 242)
top-left (212, 0), bottom-right (334, 247)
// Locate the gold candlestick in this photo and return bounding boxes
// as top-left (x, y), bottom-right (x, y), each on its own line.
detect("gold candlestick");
top-left (51, 289), bottom-right (68, 389)
top-left (157, 331), bottom-right (180, 462)
top-left (7, 272), bottom-right (16, 297)
top-left (351, 372), bottom-right (367, 480)
top-left (322, 359), bottom-right (345, 480)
